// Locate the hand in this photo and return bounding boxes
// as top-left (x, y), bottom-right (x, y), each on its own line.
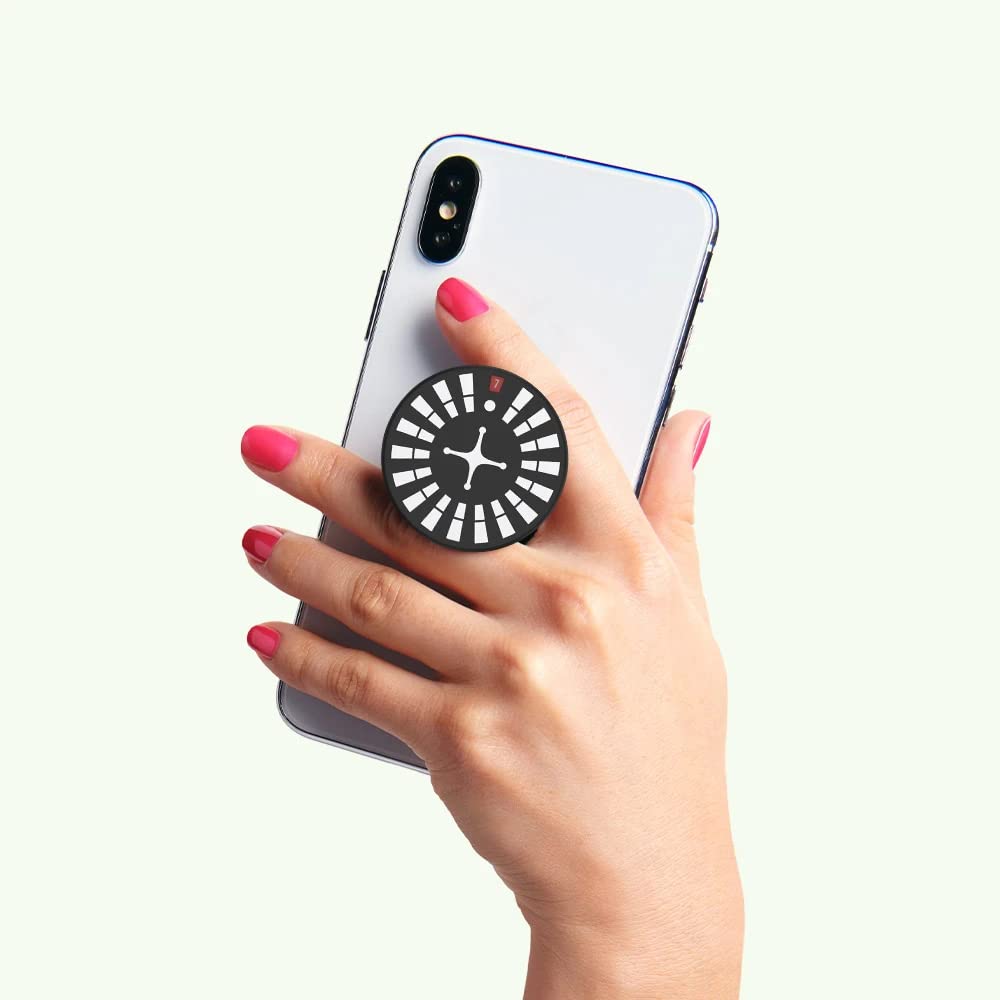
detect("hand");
top-left (241, 277), bottom-right (743, 999)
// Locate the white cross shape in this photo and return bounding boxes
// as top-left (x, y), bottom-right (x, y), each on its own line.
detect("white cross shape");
top-left (442, 426), bottom-right (507, 491)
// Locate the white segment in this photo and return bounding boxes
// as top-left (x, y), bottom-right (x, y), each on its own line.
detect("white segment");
top-left (397, 417), bottom-right (420, 437)
top-left (444, 401), bottom-right (458, 418)
top-left (497, 515), bottom-right (515, 537)
top-left (530, 483), bottom-right (554, 501)
top-left (432, 380), bottom-right (452, 403)
top-left (527, 408), bottom-right (550, 428)
top-left (393, 470), bottom-right (416, 486)
top-left (521, 460), bottom-right (538, 471)
top-left (515, 476), bottom-right (533, 490)
top-left (502, 407), bottom-right (517, 423)
top-left (464, 396), bottom-right (475, 412)
top-left (411, 395), bottom-right (433, 417)
top-left (512, 387), bottom-right (534, 410)
top-left (491, 499), bottom-right (504, 516)
top-left (391, 445), bottom-right (414, 459)
top-left (421, 508), bottom-right (442, 530)
top-left (447, 519), bottom-right (463, 542)
top-left (520, 440), bottom-right (537, 452)
top-left (474, 522), bottom-right (488, 544)
top-left (402, 492), bottom-right (425, 511)
top-left (415, 467), bottom-right (431, 479)
top-left (538, 460), bottom-right (561, 475)
top-left (435, 493), bottom-right (451, 510)
top-left (474, 504), bottom-right (485, 520)
top-left (423, 482), bottom-right (439, 498)
top-left (413, 449), bottom-right (430, 459)
top-left (504, 490), bottom-right (520, 506)
top-left (535, 433), bottom-right (559, 450)
top-left (417, 429), bottom-right (434, 442)
top-left (513, 421), bottom-right (529, 436)
top-left (516, 501), bottom-right (538, 523)
top-left (455, 502), bottom-right (467, 518)
top-left (428, 412), bottom-right (444, 428)
top-left (459, 373), bottom-right (474, 395)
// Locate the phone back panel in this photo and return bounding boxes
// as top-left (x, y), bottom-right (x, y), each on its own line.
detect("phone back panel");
top-left (281, 136), bottom-right (717, 768)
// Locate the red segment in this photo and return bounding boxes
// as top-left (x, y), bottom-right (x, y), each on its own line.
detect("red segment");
top-left (489, 375), bottom-right (504, 393)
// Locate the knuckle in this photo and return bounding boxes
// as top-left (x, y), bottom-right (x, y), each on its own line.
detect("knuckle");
top-left (548, 387), bottom-right (598, 445)
top-left (287, 640), bottom-right (326, 695)
top-left (276, 536), bottom-right (310, 588)
top-left (628, 545), bottom-right (673, 596)
top-left (618, 525), bottom-right (669, 590)
top-left (656, 503), bottom-right (698, 557)
top-left (376, 491), bottom-right (415, 550)
top-left (310, 445), bottom-right (348, 503)
top-left (323, 652), bottom-right (370, 712)
top-left (435, 699), bottom-right (511, 780)
top-left (348, 566), bottom-right (405, 628)
top-left (542, 572), bottom-right (609, 637)
top-left (476, 312), bottom-right (524, 364)
top-left (666, 496), bottom-right (697, 529)
top-left (442, 698), bottom-right (487, 743)
top-left (491, 634), bottom-right (551, 696)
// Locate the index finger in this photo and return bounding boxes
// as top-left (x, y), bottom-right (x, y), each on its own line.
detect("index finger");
top-left (434, 277), bottom-right (645, 549)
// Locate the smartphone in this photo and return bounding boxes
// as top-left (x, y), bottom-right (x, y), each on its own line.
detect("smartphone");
top-left (281, 135), bottom-right (717, 770)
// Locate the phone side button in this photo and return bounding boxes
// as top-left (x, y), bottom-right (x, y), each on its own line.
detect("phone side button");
top-left (661, 384), bottom-right (676, 426)
top-left (364, 269), bottom-right (387, 340)
top-left (676, 324), bottom-right (695, 369)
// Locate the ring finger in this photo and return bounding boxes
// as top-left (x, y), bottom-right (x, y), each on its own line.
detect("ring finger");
top-left (242, 525), bottom-right (492, 679)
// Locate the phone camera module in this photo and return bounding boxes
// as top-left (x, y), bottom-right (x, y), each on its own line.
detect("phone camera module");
top-left (418, 156), bottom-right (479, 263)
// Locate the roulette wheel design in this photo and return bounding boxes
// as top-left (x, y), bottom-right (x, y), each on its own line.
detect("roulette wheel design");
top-left (381, 366), bottom-right (569, 551)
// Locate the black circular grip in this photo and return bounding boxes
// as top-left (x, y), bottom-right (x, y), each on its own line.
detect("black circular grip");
top-left (382, 366), bottom-right (569, 551)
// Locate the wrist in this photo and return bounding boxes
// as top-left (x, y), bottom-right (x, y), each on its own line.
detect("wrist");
top-left (524, 918), bottom-right (743, 1000)
top-left (520, 848), bottom-right (744, 1000)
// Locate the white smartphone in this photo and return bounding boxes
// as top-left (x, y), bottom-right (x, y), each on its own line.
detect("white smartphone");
top-left (282, 135), bottom-right (717, 770)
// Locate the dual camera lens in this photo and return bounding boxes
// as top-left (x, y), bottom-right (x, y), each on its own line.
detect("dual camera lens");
top-left (418, 156), bottom-right (480, 263)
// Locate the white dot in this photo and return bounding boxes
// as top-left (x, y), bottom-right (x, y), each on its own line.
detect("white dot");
top-left (484, 400), bottom-right (496, 411)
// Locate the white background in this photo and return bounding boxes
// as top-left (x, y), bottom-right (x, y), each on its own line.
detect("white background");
top-left (2, 2), bottom-right (998, 997)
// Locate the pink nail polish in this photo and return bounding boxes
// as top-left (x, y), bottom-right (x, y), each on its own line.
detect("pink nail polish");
top-left (247, 625), bottom-right (281, 659)
top-left (242, 525), bottom-right (283, 563)
top-left (692, 417), bottom-right (711, 469)
top-left (241, 426), bottom-right (299, 472)
top-left (437, 277), bottom-right (489, 322)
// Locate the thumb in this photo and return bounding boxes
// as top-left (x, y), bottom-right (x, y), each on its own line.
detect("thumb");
top-left (639, 409), bottom-right (711, 588)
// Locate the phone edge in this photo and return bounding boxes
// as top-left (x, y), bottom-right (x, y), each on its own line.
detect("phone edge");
top-left (277, 135), bottom-right (720, 771)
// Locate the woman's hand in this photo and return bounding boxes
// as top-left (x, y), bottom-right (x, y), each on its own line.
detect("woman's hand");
top-left (241, 277), bottom-right (743, 999)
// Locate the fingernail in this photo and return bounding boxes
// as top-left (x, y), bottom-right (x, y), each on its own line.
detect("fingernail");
top-left (241, 426), bottom-right (299, 472)
top-left (692, 417), bottom-right (711, 469)
top-left (437, 277), bottom-right (489, 322)
top-left (242, 525), bottom-right (283, 563)
top-left (247, 625), bottom-right (281, 659)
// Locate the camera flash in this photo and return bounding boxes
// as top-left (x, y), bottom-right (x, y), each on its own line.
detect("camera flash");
top-left (438, 201), bottom-right (458, 221)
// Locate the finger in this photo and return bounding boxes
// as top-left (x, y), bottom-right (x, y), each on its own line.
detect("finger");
top-left (241, 424), bottom-right (540, 612)
top-left (242, 526), bottom-right (493, 678)
top-left (434, 277), bottom-right (641, 547)
top-left (247, 621), bottom-right (444, 760)
top-left (639, 410), bottom-right (711, 597)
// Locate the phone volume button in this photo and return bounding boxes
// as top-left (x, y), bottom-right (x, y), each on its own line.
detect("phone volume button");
top-left (678, 325), bottom-right (694, 367)
top-left (364, 269), bottom-right (387, 341)
top-left (661, 384), bottom-right (676, 426)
